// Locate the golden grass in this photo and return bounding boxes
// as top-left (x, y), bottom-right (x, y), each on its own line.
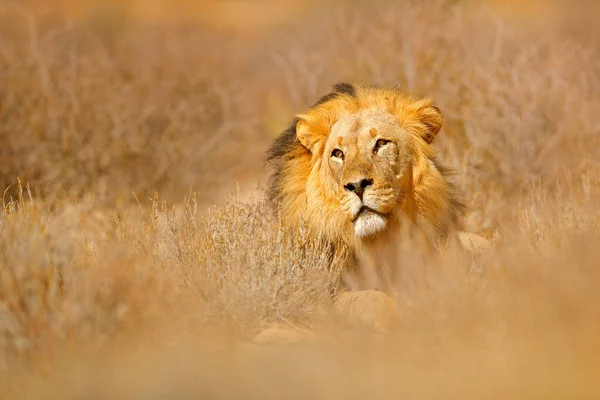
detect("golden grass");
top-left (1, 0), bottom-right (600, 398)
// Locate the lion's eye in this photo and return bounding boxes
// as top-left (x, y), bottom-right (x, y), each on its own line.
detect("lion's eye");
top-left (331, 149), bottom-right (344, 160)
top-left (374, 139), bottom-right (391, 153)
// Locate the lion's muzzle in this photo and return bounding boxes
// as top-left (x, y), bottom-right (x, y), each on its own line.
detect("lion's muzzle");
top-left (343, 188), bottom-right (390, 239)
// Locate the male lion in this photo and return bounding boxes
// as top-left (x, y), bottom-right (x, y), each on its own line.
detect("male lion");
top-left (256, 82), bottom-right (489, 342)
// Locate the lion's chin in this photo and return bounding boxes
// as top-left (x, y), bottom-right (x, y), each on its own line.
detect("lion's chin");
top-left (353, 210), bottom-right (387, 238)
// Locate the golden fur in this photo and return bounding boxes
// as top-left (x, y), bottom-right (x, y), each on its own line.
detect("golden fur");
top-left (260, 83), bottom-right (477, 340)
top-left (267, 83), bottom-right (465, 261)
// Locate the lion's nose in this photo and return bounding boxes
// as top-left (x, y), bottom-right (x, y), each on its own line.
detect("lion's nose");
top-left (344, 178), bottom-right (373, 200)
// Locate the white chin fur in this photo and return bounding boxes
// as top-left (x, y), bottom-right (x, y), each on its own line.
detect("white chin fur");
top-left (354, 212), bottom-right (387, 238)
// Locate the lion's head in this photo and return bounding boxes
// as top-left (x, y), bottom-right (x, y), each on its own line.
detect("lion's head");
top-left (267, 83), bottom-right (464, 251)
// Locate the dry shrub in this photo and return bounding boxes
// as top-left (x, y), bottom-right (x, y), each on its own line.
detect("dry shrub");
top-left (145, 194), bottom-right (343, 335)
top-left (0, 0), bottom-right (600, 398)
top-left (3, 171), bottom-right (600, 398)
top-left (0, 182), bottom-right (172, 371)
top-left (0, 184), bottom-right (343, 378)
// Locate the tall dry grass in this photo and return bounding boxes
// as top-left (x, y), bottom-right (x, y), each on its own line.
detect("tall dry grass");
top-left (1, 0), bottom-right (600, 398)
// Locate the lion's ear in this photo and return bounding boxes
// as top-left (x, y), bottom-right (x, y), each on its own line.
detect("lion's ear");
top-left (296, 118), bottom-right (322, 152)
top-left (415, 103), bottom-right (443, 144)
top-left (400, 99), bottom-right (443, 144)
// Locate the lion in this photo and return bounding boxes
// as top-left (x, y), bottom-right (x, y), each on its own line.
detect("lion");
top-left (254, 82), bottom-right (490, 343)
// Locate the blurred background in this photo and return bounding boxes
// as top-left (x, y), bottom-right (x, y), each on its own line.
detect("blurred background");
top-left (2, 0), bottom-right (598, 230)
top-left (1, 1), bottom-right (600, 398)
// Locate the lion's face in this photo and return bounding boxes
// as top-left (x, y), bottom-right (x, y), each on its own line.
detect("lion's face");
top-left (322, 108), bottom-right (412, 238)
top-left (268, 83), bottom-right (462, 249)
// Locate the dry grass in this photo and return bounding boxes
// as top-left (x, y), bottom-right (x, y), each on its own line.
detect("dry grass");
top-left (1, 0), bottom-right (600, 398)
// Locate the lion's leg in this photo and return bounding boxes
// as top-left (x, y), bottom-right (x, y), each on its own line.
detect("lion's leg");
top-left (251, 322), bottom-right (316, 345)
top-left (333, 290), bottom-right (397, 334)
top-left (456, 231), bottom-right (493, 253)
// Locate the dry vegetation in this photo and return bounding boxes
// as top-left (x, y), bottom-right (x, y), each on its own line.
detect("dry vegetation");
top-left (1, 0), bottom-right (600, 398)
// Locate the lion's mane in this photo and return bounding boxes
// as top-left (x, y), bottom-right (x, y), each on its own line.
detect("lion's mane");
top-left (266, 82), bottom-right (465, 260)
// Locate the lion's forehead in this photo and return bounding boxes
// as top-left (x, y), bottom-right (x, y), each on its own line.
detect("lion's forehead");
top-left (331, 108), bottom-right (401, 145)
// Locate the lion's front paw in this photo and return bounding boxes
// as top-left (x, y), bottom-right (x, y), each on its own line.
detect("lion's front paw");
top-left (333, 290), bottom-right (397, 334)
top-left (252, 323), bottom-right (316, 345)
top-left (457, 231), bottom-right (494, 253)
